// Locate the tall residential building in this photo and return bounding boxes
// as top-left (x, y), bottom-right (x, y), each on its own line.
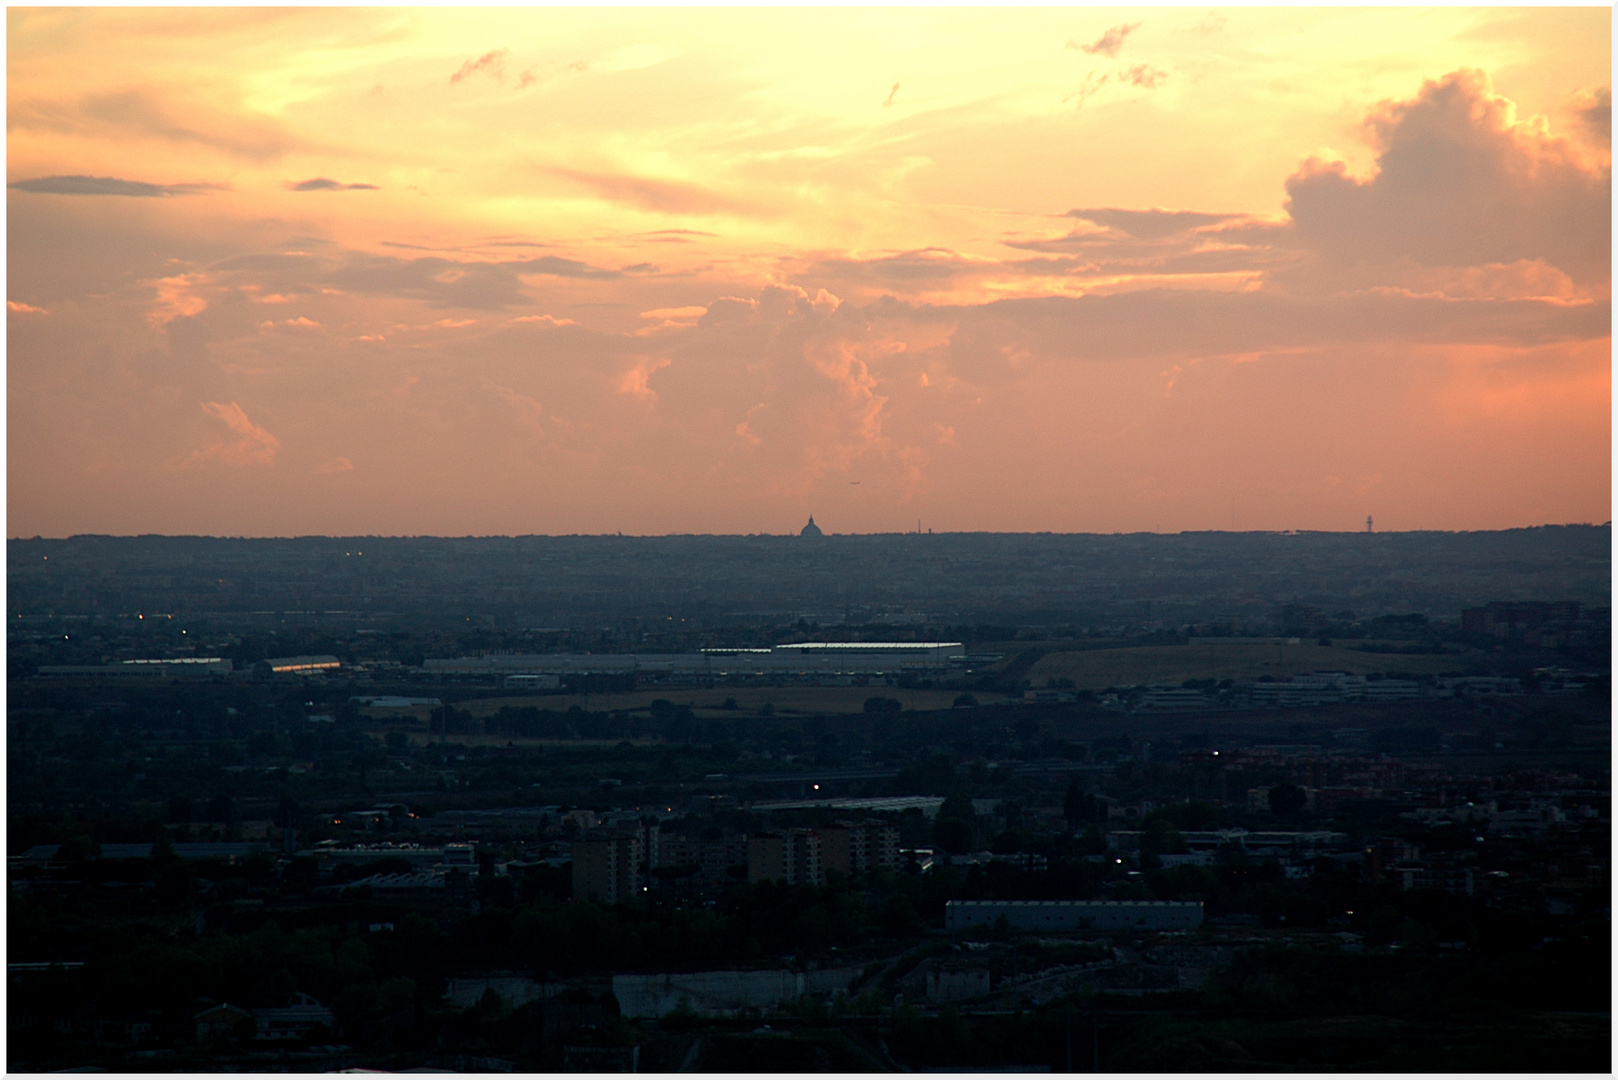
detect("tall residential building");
top-left (572, 829), bottom-right (643, 904)
top-left (818, 819), bottom-right (901, 877)
top-left (748, 821), bottom-right (899, 885)
top-left (747, 828), bottom-right (823, 886)
top-left (818, 823), bottom-right (865, 878)
top-left (655, 835), bottom-right (748, 897)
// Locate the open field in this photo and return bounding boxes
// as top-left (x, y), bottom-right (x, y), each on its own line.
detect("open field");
top-left (396, 734), bottom-right (664, 749)
top-left (1025, 641), bottom-right (1475, 690)
top-left (455, 686), bottom-right (1006, 716)
top-left (360, 685), bottom-right (1011, 725)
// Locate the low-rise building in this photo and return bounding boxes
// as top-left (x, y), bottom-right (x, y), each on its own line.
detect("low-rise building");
top-left (257, 654), bottom-right (341, 675)
top-left (1108, 828), bottom-right (1351, 861)
top-left (36, 657), bottom-right (235, 679)
top-left (14, 841), bottom-right (270, 864)
top-left (253, 992), bottom-right (333, 1041)
top-left (1362, 679), bottom-right (1423, 702)
top-left (1138, 687), bottom-right (1214, 711)
top-left (313, 843), bottom-right (473, 875)
top-left (194, 1003), bottom-right (254, 1044)
top-left (927, 966), bottom-right (992, 1001)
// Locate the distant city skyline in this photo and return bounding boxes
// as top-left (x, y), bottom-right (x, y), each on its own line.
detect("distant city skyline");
top-left (7, 8), bottom-right (1610, 538)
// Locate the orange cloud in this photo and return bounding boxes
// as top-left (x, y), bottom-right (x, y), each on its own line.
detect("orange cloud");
top-left (190, 402), bottom-right (280, 466)
top-left (146, 273), bottom-right (210, 327)
top-left (547, 165), bottom-right (763, 217)
top-left (617, 357), bottom-right (672, 399)
top-left (494, 386), bottom-right (547, 435)
top-left (450, 48), bottom-right (508, 85)
top-left (258, 316), bottom-right (321, 331)
top-left (639, 306), bottom-right (708, 321)
top-left (1284, 69), bottom-right (1610, 286)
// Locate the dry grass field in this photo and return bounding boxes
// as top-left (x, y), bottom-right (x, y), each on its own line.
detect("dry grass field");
top-left (1024, 641), bottom-right (1473, 690)
top-left (454, 685), bottom-right (1007, 717)
top-left (356, 704), bottom-right (437, 725)
top-left (359, 685), bottom-right (1010, 726)
top-left (394, 734), bottom-right (664, 749)
top-left (362, 688), bottom-right (1012, 746)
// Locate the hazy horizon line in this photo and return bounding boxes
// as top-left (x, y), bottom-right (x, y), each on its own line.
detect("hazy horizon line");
top-left (9, 523), bottom-right (1610, 543)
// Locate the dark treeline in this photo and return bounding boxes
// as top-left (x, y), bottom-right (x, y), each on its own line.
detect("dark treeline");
top-left (10, 526), bottom-right (1610, 629)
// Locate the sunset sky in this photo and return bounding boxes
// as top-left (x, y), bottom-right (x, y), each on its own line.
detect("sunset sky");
top-left (7, 6), bottom-right (1611, 537)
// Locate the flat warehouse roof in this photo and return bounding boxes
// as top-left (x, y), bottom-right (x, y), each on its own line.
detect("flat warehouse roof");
top-left (774, 642), bottom-right (963, 650)
top-left (947, 900), bottom-right (1202, 906)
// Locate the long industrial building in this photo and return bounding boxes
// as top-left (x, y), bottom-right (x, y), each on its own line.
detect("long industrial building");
top-left (35, 657), bottom-right (235, 678)
top-left (425, 641), bottom-right (965, 676)
top-left (944, 900), bottom-right (1204, 932)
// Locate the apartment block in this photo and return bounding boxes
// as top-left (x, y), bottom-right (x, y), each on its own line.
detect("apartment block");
top-left (747, 828), bottom-right (823, 886)
top-left (572, 829), bottom-right (643, 904)
top-left (818, 819), bottom-right (901, 877)
top-left (653, 835), bottom-right (748, 897)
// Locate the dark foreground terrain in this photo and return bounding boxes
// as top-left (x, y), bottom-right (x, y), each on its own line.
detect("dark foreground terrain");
top-left (7, 528), bottom-right (1609, 1071)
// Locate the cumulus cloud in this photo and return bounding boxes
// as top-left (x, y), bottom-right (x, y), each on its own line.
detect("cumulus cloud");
top-left (1012, 73), bottom-right (1610, 301)
top-left (314, 456), bottom-right (354, 474)
top-left (645, 286), bottom-right (931, 496)
top-left (288, 177), bottom-right (378, 191)
top-left (493, 386), bottom-right (548, 436)
top-left (617, 357), bottom-right (673, 399)
top-left (9, 174), bottom-right (222, 197)
top-left (147, 273), bottom-right (213, 327)
top-left (1283, 69), bottom-right (1611, 286)
top-left (1070, 22), bottom-right (1140, 58)
top-left (1565, 85), bottom-right (1611, 147)
top-left (191, 401), bottom-right (280, 466)
top-left (258, 316), bottom-right (321, 331)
